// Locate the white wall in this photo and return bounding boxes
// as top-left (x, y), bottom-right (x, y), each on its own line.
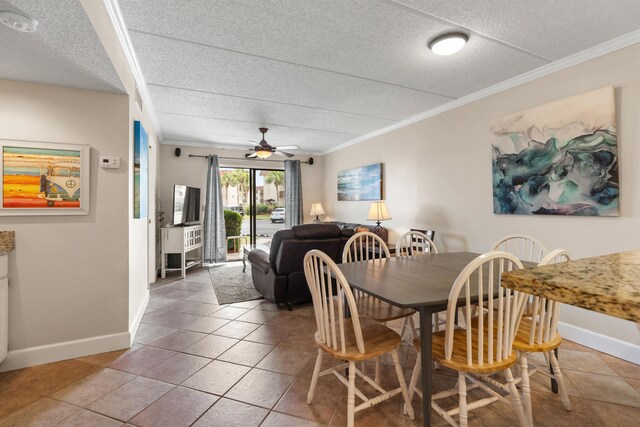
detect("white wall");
top-left (0, 80), bottom-right (131, 368)
top-left (157, 144), bottom-right (323, 242)
top-left (321, 44), bottom-right (640, 361)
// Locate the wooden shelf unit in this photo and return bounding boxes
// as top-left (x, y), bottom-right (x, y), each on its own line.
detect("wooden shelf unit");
top-left (161, 224), bottom-right (203, 278)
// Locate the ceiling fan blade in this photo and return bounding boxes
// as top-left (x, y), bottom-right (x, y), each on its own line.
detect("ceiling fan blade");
top-left (275, 145), bottom-right (300, 150)
top-left (274, 150), bottom-right (295, 158)
top-left (245, 153), bottom-right (258, 158)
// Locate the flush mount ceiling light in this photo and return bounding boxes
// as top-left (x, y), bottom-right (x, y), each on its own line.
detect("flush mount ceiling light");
top-left (429, 32), bottom-right (468, 56)
top-left (0, 10), bottom-right (38, 33)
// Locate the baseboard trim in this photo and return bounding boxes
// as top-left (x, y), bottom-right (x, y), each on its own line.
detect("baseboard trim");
top-left (558, 321), bottom-right (640, 364)
top-left (129, 291), bottom-right (149, 346)
top-left (0, 331), bottom-right (130, 372)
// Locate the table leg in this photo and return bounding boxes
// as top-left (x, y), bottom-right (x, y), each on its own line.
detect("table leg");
top-left (242, 247), bottom-right (247, 273)
top-left (419, 307), bottom-right (434, 427)
top-left (550, 348), bottom-right (559, 393)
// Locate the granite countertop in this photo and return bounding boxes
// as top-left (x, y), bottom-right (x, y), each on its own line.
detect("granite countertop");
top-left (0, 231), bottom-right (14, 253)
top-left (502, 250), bottom-right (640, 322)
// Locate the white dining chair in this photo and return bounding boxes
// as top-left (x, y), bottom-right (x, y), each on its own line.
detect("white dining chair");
top-left (513, 248), bottom-right (573, 425)
top-left (304, 249), bottom-right (414, 427)
top-left (406, 251), bottom-right (529, 427)
top-left (396, 231), bottom-right (444, 334)
top-left (491, 234), bottom-right (548, 263)
top-left (343, 231), bottom-right (417, 381)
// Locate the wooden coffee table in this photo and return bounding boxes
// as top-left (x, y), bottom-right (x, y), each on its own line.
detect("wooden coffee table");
top-left (242, 244), bottom-right (270, 272)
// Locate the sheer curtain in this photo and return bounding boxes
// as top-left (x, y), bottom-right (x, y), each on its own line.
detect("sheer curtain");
top-left (203, 155), bottom-right (226, 263)
top-left (284, 160), bottom-right (303, 228)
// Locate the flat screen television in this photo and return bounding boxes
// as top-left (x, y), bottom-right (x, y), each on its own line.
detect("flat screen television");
top-left (172, 185), bottom-right (201, 225)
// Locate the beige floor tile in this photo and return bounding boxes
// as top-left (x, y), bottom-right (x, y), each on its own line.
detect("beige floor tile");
top-left (134, 324), bottom-right (178, 345)
top-left (107, 346), bottom-right (177, 375)
top-left (527, 365), bottom-right (582, 397)
top-left (141, 353), bottom-right (211, 384)
top-left (560, 339), bottom-right (599, 353)
top-left (274, 375), bottom-right (343, 424)
top-left (625, 377), bottom-right (640, 394)
top-left (193, 397), bottom-right (269, 427)
top-left (185, 292), bottom-right (220, 304)
top-left (182, 334), bottom-right (238, 359)
top-left (0, 382), bottom-right (42, 418)
top-left (0, 397), bottom-right (80, 427)
top-left (161, 300), bottom-right (220, 316)
top-left (218, 341), bottom-right (274, 367)
top-left (277, 330), bottom-right (319, 352)
top-left (0, 359), bottom-right (100, 396)
top-left (212, 320), bottom-right (261, 339)
top-left (236, 309), bottom-right (281, 324)
top-left (210, 306), bottom-right (251, 320)
top-left (257, 347), bottom-right (314, 376)
top-left (145, 296), bottom-right (175, 310)
top-left (174, 314), bottom-right (230, 333)
top-left (262, 411), bottom-right (324, 427)
top-left (528, 392), bottom-right (606, 427)
top-left (597, 353), bottom-right (640, 379)
top-left (589, 399), bottom-right (640, 427)
top-left (255, 302), bottom-right (282, 312)
top-left (225, 368), bottom-right (295, 409)
top-left (244, 324), bottom-right (292, 345)
top-left (147, 330), bottom-right (207, 351)
top-left (129, 386), bottom-right (218, 427)
top-left (58, 409), bottom-right (124, 426)
top-left (330, 392), bottom-right (405, 427)
top-left (181, 360), bottom-right (250, 395)
top-left (230, 299), bottom-right (266, 309)
top-left (565, 370), bottom-right (640, 407)
top-left (52, 368), bottom-right (136, 407)
top-left (88, 377), bottom-right (173, 421)
top-left (76, 346), bottom-right (141, 367)
top-left (553, 349), bottom-right (618, 375)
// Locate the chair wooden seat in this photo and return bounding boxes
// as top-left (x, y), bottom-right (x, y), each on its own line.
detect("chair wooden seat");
top-left (355, 296), bottom-right (417, 322)
top-left (513, 317), bottom-right (562, 352)
top-left (317, 317), bottom-right (402, 361)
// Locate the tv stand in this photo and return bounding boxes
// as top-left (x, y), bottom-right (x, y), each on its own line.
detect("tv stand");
top-left (161, 224), bottom-right (203, 278)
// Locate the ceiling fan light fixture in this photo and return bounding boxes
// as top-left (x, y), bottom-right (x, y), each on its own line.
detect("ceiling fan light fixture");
top-left (255, 149), bottom-right (272, 159)
top-left (429, 32), bottom-right (468, 56)
top-left (0, 10), bottom-right (38, 33)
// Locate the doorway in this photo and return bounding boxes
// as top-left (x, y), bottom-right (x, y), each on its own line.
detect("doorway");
top-left (220, 167), bottom-right (286, 259)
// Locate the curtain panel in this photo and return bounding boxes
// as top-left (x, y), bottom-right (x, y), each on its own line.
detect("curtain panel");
top-left (284, 160), bottom-right (303, 228)
top-left (203, 155), bottom-right (227, 263)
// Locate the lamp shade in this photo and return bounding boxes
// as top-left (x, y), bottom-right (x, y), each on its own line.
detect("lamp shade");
top-left (367, 201), bottom-right (391, 222)
top-left (255, 149), bottom-right (272, 159)
top-left (309, 203), bottom-right (325, 216)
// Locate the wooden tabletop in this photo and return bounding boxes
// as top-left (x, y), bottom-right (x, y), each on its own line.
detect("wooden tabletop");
top-left (338, 252), bottom-right (484, 309)
top-left (502, 250), bottom-right (640, 322)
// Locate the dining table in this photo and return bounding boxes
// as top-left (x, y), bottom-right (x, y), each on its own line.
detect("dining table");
top-left (338, 251), bottom-right (502, 427)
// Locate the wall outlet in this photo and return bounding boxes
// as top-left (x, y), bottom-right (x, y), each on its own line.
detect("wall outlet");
top-left (99, 156), bottom-right (120, 169)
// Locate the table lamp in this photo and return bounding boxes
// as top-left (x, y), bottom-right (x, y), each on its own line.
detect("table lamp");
top-left (310, 202), bottom-right (325, 223)
top-left (367, 201), bottom-right (391, 237)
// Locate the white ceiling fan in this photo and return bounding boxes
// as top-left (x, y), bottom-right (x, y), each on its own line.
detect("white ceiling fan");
top-left (246, 128), bottom-right (299, 159)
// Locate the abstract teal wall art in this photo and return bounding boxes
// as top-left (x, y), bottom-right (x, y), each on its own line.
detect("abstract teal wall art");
top-left (491, 86), bottom-right (618, 216)
top-left (134, 121), bottom-right (148, 218)
top-left (337, 163), bottom-right (383, 201)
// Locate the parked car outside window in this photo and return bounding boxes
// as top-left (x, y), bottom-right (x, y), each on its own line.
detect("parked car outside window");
top-left (270, 207), bottom-right (285, 223)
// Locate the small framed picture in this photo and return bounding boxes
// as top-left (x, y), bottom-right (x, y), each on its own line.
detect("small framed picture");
top-left (0, 139), bottom-right (90, 216)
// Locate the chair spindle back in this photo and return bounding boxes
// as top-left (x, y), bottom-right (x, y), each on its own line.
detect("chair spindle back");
top-left (396, 231), bottom-right (438, 257)
top-left (491, 234), bottom-right (548, 263)
top-left (342, 231), bottom-right (390, 263)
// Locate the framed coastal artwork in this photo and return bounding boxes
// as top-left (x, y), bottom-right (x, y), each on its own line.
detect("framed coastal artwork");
top-left (133, 121), bottom-right (148, 219)
top-left (337, 163), bottom-right (383, 201)
top-left (0, 140), bottom-right (90, 216)
top-left (491, 86), bottom-right (618, 216)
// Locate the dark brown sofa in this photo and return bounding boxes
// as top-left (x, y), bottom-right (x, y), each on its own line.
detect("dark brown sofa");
top-left (247, 223), bottom-right (353, 307)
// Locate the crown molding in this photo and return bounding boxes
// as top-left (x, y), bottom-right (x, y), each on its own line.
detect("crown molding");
top-left (322, 30), bottom-right (640, 155)
top-left (102, 0), bottom-right (163, 141)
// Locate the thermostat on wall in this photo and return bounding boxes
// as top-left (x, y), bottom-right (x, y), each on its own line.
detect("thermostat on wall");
top-left (99, 155), bottom-right (120, 169)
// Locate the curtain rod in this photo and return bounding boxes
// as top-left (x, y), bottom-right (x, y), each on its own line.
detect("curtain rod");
top-left (188, 154), bottom-right (312, 164)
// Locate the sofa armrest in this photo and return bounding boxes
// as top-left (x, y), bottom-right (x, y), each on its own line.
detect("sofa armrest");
top-left (248, 249), bottom-right (270, 274)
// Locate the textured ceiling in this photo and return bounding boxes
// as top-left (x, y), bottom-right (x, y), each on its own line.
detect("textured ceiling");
top-left (118, 0), bottom-right (640, 154)
top-left (0, 0), bottom-right (124, 93)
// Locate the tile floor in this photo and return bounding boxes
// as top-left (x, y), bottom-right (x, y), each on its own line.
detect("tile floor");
top-left (1, 266), bottom-right (639, 426)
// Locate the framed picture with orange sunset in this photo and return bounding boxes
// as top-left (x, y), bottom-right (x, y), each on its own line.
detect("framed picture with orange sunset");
top-left (0, 140), bottom-right (90, 216)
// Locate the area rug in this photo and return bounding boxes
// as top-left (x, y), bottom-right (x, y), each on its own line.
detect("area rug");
top-left (208, 262), bottom-right (263, 305)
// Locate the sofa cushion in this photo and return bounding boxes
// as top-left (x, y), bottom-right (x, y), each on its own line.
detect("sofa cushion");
top-left (292, 223), bottom-right (341, 239)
